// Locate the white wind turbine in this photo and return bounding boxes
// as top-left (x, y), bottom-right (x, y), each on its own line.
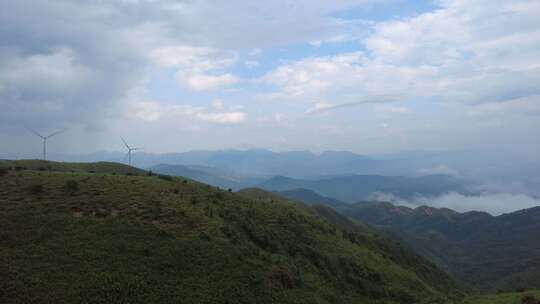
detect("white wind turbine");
top-left (29, 129), bottom-right (64, 160)
top-left (121, 137), bottom-right (143, 166)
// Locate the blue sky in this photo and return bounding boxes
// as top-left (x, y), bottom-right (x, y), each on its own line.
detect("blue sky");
top-left (1, 0), bottom-right (540, 161)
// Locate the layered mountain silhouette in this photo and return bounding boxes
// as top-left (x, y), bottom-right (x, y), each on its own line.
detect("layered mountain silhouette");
top-left (336, 202), bottom-right (540, 292)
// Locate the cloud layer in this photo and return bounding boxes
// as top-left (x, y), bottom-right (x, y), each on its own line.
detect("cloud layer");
top-left (372, 191), bottom-right (540, 215)
top-left (1, 0), bottom-right (540, 160)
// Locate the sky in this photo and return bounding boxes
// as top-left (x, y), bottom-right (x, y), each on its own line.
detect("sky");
top-left (1, 0), bottom-right (540, 160)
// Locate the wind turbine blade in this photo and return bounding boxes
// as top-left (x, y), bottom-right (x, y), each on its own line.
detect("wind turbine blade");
top-left (120, 137), bottom-right (131, 150)
top-left (27, 127), bottom-right (45, 139)
top-left (46, 129), bottom-right (65, 139)
top-left (132, 147), bottom-right (143, 151)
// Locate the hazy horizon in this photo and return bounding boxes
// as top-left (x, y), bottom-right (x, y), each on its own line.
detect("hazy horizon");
top-left (2, 0), bottom-right (540, 214)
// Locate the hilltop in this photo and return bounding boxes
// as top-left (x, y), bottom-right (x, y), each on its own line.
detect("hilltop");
top-left (0, 160), bottom-right (463, 304)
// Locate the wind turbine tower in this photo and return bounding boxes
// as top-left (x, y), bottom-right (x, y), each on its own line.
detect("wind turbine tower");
top-left (121, 137), bottom-right (143, 166)
top-left (29, 129), bottom-right (64, 160)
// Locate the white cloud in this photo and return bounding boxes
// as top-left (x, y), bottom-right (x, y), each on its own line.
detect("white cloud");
top-left (212, 99), bottom-right (225, 110)
top-left (262, 0), bottom-right (540, 113)
top-left (263, 53), bottom-right (364, 98)
top-left (129, 101), bottom-right (164, 122)
top-left (371, 191), bottom-right (540, 215)
top-left (128, 101), bottom-right (246, 125)
top-left (150, 46), bottom-right (220, 69)
top-left (465, 95), bottom-right (540, 117)
top-left (306, 97), bottom-right (395, 114)
top-left (382, 106), bottom-right (412, 114)
top-left (196, 112), bottom-right (246, 124)
top-left (244, 60), bottom-right (259, 68)
top-left (175, 71), bottom-right (238, 91)
top-left (418, 165), bottom-right (461, 177)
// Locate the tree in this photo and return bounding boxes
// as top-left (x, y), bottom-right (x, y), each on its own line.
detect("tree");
top-left (64, 180), bottom-right (79, 195)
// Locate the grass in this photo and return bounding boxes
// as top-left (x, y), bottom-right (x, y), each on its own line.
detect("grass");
top-left (1, 160), bottom-right (464, 304)
top-left (464, 290), bottom-right (540, 304)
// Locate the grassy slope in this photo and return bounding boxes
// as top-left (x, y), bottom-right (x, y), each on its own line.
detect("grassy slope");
top-left (0, 159), bottom-right (146, 175)
top-left (464, 290), bottom-right (540, 304)
top-left (1, 161), bottom-right (461, 304)
top-left (238, 189), bottom-right (466, 298)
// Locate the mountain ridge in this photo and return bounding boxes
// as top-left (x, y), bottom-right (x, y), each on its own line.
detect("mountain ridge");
top-left (338, 201), bottom-right (540, 292)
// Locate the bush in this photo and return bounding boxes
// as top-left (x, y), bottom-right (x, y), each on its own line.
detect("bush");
top-left (64, 180), bottom-right (79, 195)
top-left (0, 167), bottom-right (7, 176)
top-left (29, 184), bottom-right (44, 195)
top-left (147, 170), bottom-right (153, 176)
top-left (521, 294), bottom-right (538, 304)
top-left (157, 174), bottom-right (174, 182)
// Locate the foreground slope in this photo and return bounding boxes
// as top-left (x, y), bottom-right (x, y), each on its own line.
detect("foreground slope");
top-left (0, 161), bottom-right (461, 304)
top-left (464, 290), bottom-right (540, 304)
top-left (341, 202), bottom-right (540, 292)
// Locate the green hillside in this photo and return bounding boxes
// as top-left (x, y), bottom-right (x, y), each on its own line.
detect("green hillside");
top-left (0, 160), bottom-right (462, 304)
top-left (0, 159), bottom-right (146, 175)
top-left (340, 202), bottom-right (540, 292)
top-left (464, 290), bottom-right (540, 304)
top-left (276, 188), bottom-right (349, 209)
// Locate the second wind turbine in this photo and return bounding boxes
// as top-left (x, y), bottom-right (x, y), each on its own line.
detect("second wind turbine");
top-left (121, 137), bottom-right (143, 166)
top-left (29, 129), bottom-right (64, 160)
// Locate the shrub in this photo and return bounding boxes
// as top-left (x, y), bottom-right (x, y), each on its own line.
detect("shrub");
top-left (521, 294), bottom-right (538, 304)
top-left (64, 180), bottom-right (79, 195)
top-left (157, 174), bottom-right (174, 182)
top-left (228, 188), bottom-right (232, 192)
top-left (0, 167), bottom-right (7, 176)
top-left (29, 184), bottom-right (44, 195)
top-left (147, 170), bottom-right (153, 176)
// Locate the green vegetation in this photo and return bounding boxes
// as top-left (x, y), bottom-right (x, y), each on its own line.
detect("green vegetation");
top-left (0, 160), bottom-right (463, 304)
top-left (340, 201), bottom-right (540, 292)
top-left (464, 290), bottom-right (540, 304)
top-left (0, 159), bottom-right (146, 175)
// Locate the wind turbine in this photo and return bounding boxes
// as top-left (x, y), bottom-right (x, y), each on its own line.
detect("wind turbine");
top-left (29, 129), bottom-right (64, 160)
top-left (121, 137), bottom-right (143, 166)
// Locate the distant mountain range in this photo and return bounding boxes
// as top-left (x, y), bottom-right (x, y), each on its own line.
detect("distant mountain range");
top-left (335, 202), bottom-right (540, 292)
top-left (150, 164), bottom-right (259, 190)
top-left (257, 174), bottom-right (470, 203)
top-left (8, 149), bottom-right (539, 195)
top-left (149, 163), bottom-right (471, 201)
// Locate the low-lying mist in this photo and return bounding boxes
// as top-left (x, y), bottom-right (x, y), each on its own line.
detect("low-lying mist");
top-left (371, 191), bottom-right (540, 216)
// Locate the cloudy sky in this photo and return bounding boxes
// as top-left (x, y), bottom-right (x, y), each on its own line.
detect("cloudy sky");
top-left (1, 0), bottom-right (540, 159)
